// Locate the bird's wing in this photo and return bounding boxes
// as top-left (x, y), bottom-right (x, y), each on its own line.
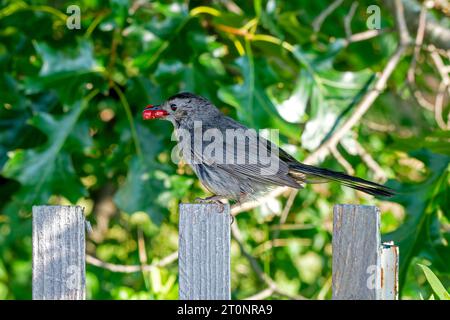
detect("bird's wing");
top-left (197, 116), bottom-right (301, 189)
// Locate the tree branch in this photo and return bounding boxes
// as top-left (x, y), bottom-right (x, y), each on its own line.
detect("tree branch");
top-left (312, 0), bottom-right (344, 33)
top-left (231, 0), bottom-right (411, 215)
top-left (231, 221), bottom-right (307, 300)
top-left (384, 0), bottom-right (450, 50)
top-left (353, 140), bottom-right (388, 182)
top-left (86, 251), bottom-right (178, 273)
top-left (344, 1), bottom-right (359, 39)
top-left (329, 146), bottom-right (355, 175)
top-left (394, 0), bottom-right (412, 45)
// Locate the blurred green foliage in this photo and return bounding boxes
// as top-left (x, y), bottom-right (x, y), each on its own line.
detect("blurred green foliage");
top-left (0, 0), bottom-right (449, 299)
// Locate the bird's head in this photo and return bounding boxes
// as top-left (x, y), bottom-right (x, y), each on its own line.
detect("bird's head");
top-left (143, 92), bottom-right (220, 127)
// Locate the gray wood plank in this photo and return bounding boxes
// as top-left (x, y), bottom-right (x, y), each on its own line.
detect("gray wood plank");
top-left (332, 204), bottom-right (380, 300)
top-left (178, 203), bottom-right (231, 300)
top-left (32, 205), bottom-right (86, 300)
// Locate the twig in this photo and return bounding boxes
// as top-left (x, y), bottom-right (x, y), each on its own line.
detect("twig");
top-left (424, 44), bottom-right (450, 58)
top-left (394, 0), bottom-right (412, 45)
top-left (271, 189), bottom-right (298, 241)
top-left (230, 0), bottom-right (411, 215)
top-left (434, 81), bottom-right (448, 130)
top-left (345, 29), bottom-right (390, 45)
top-left (329, 146), bottom-right (355, 175)
top-left (407, 5), bottom-right (427, 84)
top-left (137, 228), bottom-right (150, 289)
top-left (137, 229), bottom-right (148, 268)
top-left (413, 91), bottom-right (435, 111)
top-left (254, 238), bottom-right (312, 256)
top-left (428, 46), bottom-right (450, 129)
top-left (231, 221), bottom-right (307, 300)
top-left (429, 48), bottom-right (450, 88)
top-left (279, 189), bottom-right (297, 225)
top-left (129, 0), bottom-right (149, 15)
top-left (220, 0), bottom-right (242, 15)
top-left (217, 23), bottom-right (387, 56)
top-left (231, 187), bottom-right (290, 216)
top-left (312, 0), bottom-right (344, 33)
top-left (306, 46), bottom-right (406, 164)
top-left (362, 120), bottom-right (396, 132)
top-left (406, 5), bottom-right (436, 112)
top-left (316, 276), bottom-right (332, 300)
top-left (270, 223), bottom-right (315, 231)
top-left (86, 251), bottom-right (178, 273)
top-left (383, 0), bottom-right (450, 50)
top-left (342, 1), bottom-right (390, 46)
top-left (244, 287), bottom-right (274, 300)
top-left (309, 0), bottom-right (411, 163)
top-left (353, 140), bottom-right (388, 182)
top-left (344, 2), bottom-right (359, 39)
top-left (318, 0), bottom-right (411, 152)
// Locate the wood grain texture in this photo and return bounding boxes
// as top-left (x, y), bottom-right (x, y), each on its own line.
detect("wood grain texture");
top-left (332, 204), bottom-right (380, 300)
top-left (178, 204), bottom-right (231, 300)
top-left (32, 206), bottom-right (86, 300)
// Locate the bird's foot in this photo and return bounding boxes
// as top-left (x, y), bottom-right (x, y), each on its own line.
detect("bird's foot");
top-left (230, 200), bottom-right (241, 211)
top-left (195, 196), bottom-right (226, 212)
top-left (195, 195), bottom-right (225, 204)
top-left (230, 194), bottom-right (246, 211)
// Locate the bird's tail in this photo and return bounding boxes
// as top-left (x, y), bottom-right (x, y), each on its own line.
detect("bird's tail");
top-left (289, 163), bottom-right (394, 197)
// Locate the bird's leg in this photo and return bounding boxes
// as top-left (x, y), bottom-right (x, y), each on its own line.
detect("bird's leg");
top-left (195, 195), bottom-right (225, 203)
top-left (230, 193), bottom-right (245, 211)
top-left (229, 194), bottom-right (246, 224)
top-left (230, 200), bottom-right (241, 211)
top-left (194, 195), bottom-right (226, 212)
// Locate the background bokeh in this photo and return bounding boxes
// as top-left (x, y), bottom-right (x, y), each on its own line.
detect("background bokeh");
top-left (0, 0), bottom-right (449, 299)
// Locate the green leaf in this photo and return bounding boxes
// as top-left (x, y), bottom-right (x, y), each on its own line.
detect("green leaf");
top-left (114, 156), bottom-right (167, 225)
top-left (418, 264), bottom-right (450, 300)
top-left (290, 46), bottom-right (374, 150)
top-left (24, 40), bottom-right (100, 104)
top-left (2, 99), bottom-right (89, 205)
top-left (34, 40), bottom-right (97, 76)
top-left (391, 130), bottom-right (450, 157)
top-left (271, 69), bottom-right (313, 123)
top-left (218, 56), bottom-right (300, 140)
top-left (384, 149), bottom-right (450, 291)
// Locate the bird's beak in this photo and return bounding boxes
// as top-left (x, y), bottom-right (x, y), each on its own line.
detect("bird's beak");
top-left (142, 104), bottom-right (169, 120)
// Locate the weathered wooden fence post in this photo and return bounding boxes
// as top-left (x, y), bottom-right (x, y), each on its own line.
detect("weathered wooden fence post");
top-left (178, 203), bottom-right (231, 300)
top-left (332, 204), bottom-right (399, 300)
top-left (32, 205), bottom-right (86, 300)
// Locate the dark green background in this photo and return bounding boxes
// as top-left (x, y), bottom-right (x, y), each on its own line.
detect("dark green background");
top-left (0, 0), bottom-right (449, 299)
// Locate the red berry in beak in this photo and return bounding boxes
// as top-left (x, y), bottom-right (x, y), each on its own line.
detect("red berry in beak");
top-left (142, 104), bottom-right (169, 120)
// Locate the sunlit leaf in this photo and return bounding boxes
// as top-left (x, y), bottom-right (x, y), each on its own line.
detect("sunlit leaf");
top-left (418, 264), bottom-right (450, 300)
top-left (218, 56), bottom-right (301, 140)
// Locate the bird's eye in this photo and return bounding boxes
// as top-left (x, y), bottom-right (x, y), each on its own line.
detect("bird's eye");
top-left (170, 104), bottom-right (177, 111)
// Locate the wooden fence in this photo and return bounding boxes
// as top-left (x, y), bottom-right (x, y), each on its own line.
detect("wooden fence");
top-left (31, 203), bottom-right (398, 300)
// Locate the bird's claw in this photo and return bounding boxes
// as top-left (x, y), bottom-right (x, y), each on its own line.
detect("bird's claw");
top-left (195, 196), bottom-right (225, 213)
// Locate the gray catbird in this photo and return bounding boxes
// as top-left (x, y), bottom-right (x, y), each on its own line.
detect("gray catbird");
top-left (143, 92), bottom-right (393, 204)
